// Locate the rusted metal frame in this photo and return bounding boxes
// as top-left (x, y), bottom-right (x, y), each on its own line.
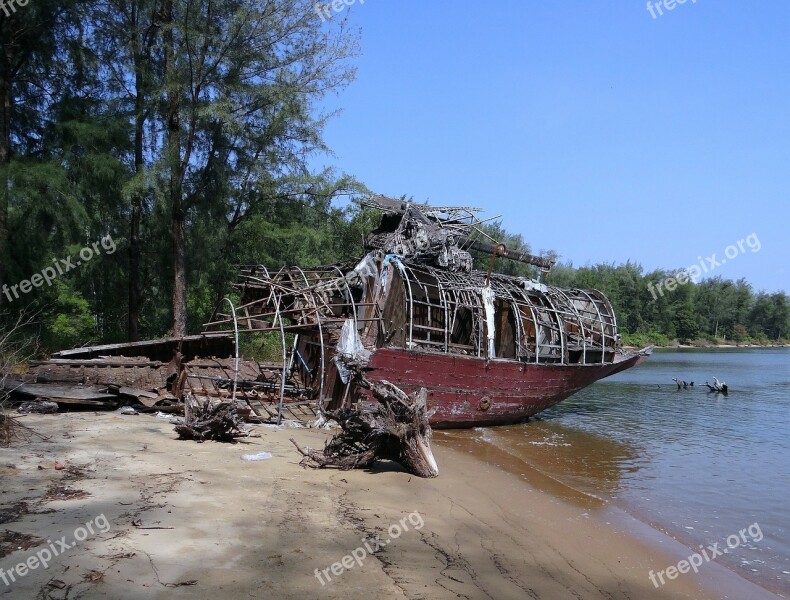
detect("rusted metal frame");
top-left (590, 288), bottom-right (618, 342)
top-left (240, 265), bottom-right (287, 289)
top-left (491, 279), bottom-right (525, 360)
top-left (531, 290), bottom-right (570, 363)
top-left (426, 268), bottom-right (460, 352)
top-left (511, 286), bottom-right (542, 365)
top-left (210, 292), bottom-right (380, 331)
top-left (424, 275), bottom-right (442, 347)
top-left (549, 290), bottom-right (587, 358)
top-left (223, 315), bottom-right (381, 331)
top-left (437, 276), bottom-right (451, 352)
top-left (204, 283), bottom-right (295, 326)
top-left (407, 266), bottom-right (438, 346)
top-left (458, 286), bottom-right (484, 358)
top-left (215, 298), bottom-right (309, 331)
top-left (399, 264), bottom-right (417, 348)
top-left (577, 290), bottom-right (608, 363)
top-left (549, 306), bottom-right (578, 363)
top-left (422, 267), bottom-right (451, 352)
top-left (294, 266), bottom-right (326, 408)
top-left (221, 298), bottom-right (240, 404)
top-left (445, 289), bottom-right (462, 354)
top-left (412, 270), bottom-right (436, 344)
top-left (552, 288), bottom-right (589, 365)
top-left (438, 269), bottom-right (483, 357)
top-left (239, 268), bottom-right (331, 296)
top-left (236, 264), bottom-right (271, 279)
top-left (528, 293), bottom-right (567, 362)
top-left (270, 289), bottom-right (288, 425)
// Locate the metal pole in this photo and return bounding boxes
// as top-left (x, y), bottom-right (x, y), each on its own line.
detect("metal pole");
top-left (223, 297), bottom-right (240, 404)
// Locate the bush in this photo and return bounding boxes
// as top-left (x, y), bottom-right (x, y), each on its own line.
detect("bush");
top-left (621, 331), bottom-right (672, 347)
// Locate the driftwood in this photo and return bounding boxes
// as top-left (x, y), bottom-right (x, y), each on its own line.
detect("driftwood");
top-left (291, 377), bottom-right (439, 478)
top-left (174, 399), bottom-right (246, 442)
top-left (671, 378), bottom-right (694, 389)
top-left (704, 377), bottom-right (728, 395)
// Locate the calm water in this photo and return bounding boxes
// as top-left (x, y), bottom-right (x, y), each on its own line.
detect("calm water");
top-left (438, 348), bottom-right (790, 594)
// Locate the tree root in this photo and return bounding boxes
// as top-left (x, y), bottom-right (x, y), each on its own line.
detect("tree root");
top-left (291, 377), bottom-right (439, 478)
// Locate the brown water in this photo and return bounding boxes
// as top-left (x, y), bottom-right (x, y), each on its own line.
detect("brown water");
top-left (436, 348), bottom-right (790, 595)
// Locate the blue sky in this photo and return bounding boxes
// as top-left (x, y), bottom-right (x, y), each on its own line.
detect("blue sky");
top-left (314, 1), bottom-right (789, 293)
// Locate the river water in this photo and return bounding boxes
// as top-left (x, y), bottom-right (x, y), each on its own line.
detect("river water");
top-left (437, 348), bottom-right (790, 594)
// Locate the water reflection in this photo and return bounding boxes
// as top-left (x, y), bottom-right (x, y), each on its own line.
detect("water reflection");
top-left (436, 419), bottom-right (637, 507)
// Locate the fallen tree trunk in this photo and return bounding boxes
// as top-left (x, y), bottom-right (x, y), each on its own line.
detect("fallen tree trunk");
top-left (291, 377), bottom-right (439, 478)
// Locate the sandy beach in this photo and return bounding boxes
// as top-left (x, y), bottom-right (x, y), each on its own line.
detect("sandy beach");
top-left (0, 412), bottom-right (782, 599)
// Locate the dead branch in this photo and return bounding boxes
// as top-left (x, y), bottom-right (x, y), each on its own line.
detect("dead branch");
top-left (1, 310), bottom-right (44, 446)
top-left (704, 377), bottom-right (728, 394)
top-left (671, 378), bottom-right (693, 389)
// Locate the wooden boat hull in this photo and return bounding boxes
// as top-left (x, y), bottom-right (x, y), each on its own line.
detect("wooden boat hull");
top-left (365, 348), bottom-right (651, 429)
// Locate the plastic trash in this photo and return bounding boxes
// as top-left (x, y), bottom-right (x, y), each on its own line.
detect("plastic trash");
top-left (242, 451), bottom-right (273, 461)
top-left (335, 318), bottom-right (371, 384)
top-left (155, 411), bottom-right (178, 421)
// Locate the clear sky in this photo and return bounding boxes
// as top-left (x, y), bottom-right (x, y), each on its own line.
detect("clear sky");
top-left (314, 0), bottom-right (789, 293)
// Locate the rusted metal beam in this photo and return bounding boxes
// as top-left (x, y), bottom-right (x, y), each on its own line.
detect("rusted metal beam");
top-left (464, 239), bottom-right (555, 270)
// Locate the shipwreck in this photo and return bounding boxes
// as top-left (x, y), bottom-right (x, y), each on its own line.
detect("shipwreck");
top-left (5, 197), bottom-right (653, 476)
top-left (197, 196), bottom-right (653, 428)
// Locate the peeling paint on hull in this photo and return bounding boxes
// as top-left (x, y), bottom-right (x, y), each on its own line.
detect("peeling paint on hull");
top-left (366, 348), bottom-right (650, 429)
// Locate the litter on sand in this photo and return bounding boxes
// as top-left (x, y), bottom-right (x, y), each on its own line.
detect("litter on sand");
top-left (242, 451), bottom-right (273, 461)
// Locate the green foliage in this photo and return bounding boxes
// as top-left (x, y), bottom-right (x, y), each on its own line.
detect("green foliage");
top-left (541, 263), bottom-right (789, 345)
top-left (620, 331), bottom-right (671, 348)
top-left (38, 281), bottom-right (96, 351)
top-left (238, 332), bottom-right (296, 363)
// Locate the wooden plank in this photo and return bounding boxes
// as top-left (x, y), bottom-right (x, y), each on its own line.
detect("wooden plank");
top-left (8, 382), bottom-right (117, 402)
top-left (30, 359), bottom-right (164, 368)
top-left (118, 386), bottom-right (159, 399)
top-left (49, 397), bottom-right (119, 407)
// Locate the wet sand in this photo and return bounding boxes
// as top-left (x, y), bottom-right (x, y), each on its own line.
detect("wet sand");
top-left (0, 413), bottom-right (781, 599)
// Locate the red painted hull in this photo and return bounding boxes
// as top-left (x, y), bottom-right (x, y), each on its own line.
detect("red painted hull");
top-left (365, 348), bottom-right (649, 429)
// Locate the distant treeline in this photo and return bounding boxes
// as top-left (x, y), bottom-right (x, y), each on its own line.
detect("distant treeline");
top-left (546, 264), bottom-right (789, 346)
top-left (472, 224), bottom-right (789, 347)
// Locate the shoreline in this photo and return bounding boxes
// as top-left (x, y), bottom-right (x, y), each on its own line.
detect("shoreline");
top-left (624, 343), bottom-right (790, 350)
top-left (437, 428), bottom-right (787, 598)
top-left (1, 413), bottom-right (783, 599)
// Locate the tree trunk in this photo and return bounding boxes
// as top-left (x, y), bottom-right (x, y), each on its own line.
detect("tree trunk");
top-left (0, 48), bottom-right (11, 307)
top-left (128, 42), bottom-right (144, 342)
top-left (163, 0), bottom-right (187, 337)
